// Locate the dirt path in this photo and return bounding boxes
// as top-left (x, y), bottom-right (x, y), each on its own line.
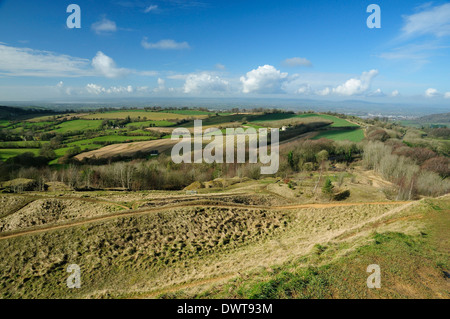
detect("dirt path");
top-left (0, 200), bottom-right (410, 241)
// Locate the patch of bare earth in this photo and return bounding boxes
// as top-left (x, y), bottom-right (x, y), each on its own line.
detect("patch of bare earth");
top-left (75, 139), bottom-right (178, 160)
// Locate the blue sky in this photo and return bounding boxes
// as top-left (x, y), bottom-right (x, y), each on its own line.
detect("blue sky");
top-left (0, 0), bottom-right (450, 105)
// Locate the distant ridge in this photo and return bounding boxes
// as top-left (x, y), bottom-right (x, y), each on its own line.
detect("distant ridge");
top-left (0, 105), bottom-right (56, 120)
top-left (416, 112), bottom-right (450, 123)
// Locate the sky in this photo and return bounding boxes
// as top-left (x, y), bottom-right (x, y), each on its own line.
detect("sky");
top-left (0, 0), bottom-right (450, 106)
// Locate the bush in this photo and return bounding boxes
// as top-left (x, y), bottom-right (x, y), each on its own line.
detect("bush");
top-left (421, 157), bottom-right (450, 178)
top-left (322, 178), bottom-right (334, 199)
top-left (333, 190), bottom-right (350, 201)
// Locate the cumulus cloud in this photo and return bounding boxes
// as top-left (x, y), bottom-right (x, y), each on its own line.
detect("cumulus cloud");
top-left (141, 38), bottom-right (190, 50)
top-left (401, 3), bottom-right (450, 38)
top-left (153, 78), bottom-right (166, 92)
top-left (332, 69), bottom-right (378, 96)
top-left (56, 81), bottom-right (64, 88)
top-left (282, 57), bottom-right (312, 67)
top-left (86, 83), bottom-right (105, 95)
top-left (368, 88), bottom-right (385, 97)
top-left (445, 92), bottom-right (450, 99)
top-left (91, 51), bottom-right (130, 78)
top-left (183, 72), bottom-right (229, 94)
top-left (240, 65), bottom-right (288, 94)
top-left (86, 84), bottom-right (134, 95)
top-left (0, 43), bottom-right (90, 77)
top-left (91, 18), bottom-right (117, 35)
top-left (316, 87), bottom-right (331, 96)
top-left (425, 88), bottom-right (439, 97)
top-left (295, 84), bottom-right (311, 94)
top-left (391, 90), bottom-right (399, 97)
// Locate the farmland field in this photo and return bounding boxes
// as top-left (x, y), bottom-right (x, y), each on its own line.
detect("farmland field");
top-left (81, 111), bottom-right (208, 120)
top-left (0, 109), bottom-right (368, 163)
top-left (126, 120), bottom-right (175, 128)
top-left (313, 128), bottom-right (365, 142)
top-left (52, 120), bottom-right (103, 133)
top-left (0, 148), bottom-right (40, 161)
top-left (299, 114), bottom-right (359, 127)
top-left (251, 113), bottom-right (358, 128)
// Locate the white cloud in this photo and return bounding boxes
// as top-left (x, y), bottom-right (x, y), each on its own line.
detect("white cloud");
top-left (401, 3), bottom-right (450, 38)
top-left (378, 42), bottom-right (446, 69)
top-left (153, 78), bottom-right (166, 92)
top-left (141, 38), bottom-right (190, 50)
top-left (0, 43), bottom-right (90, 77)
top-left (425, 88), bottom-right (439, 97)
top-left (91, 51), bottom-right (130, 78)
top-left (86, 83), bottom-right (105, 95)
top-left (86, 84), bottom-right (134, 95)
top-left (391, 90), bottom-right (399, 97)
top-left (91, 18), bottom-right (117, 35)
top-left (316, 87), bottom-right (331, 96)
top-left (183, 72), bottom-right (229, 94)
top-left (167, 74), bottom-right (188, 80)
top-left (56, 81), bottom-right (64, 88)
top-left (296, 84), bottom-right (311, 94)
top-left (240, 65), bottom-right (288, 94)
top-left (445, 92), bottom-right (450, 99)
top-left (368, 88), bottom-right (385, 97)
top-left (332, 69), bottom-right (378, 96)
top-left (107, 85), bottom-right (134, 94)
top-left (144, 5), bottom-right (158, 13)
top-left (282, 57), bottom-right (312, 67)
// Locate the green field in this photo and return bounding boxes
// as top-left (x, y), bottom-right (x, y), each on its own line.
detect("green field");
top-left (67, 135), bottom-right (157, 147)
top-left (126, 120), bottom-right (175, 128)
top-left (302, 114), bottom-right (358, 127)
top-left (313, 128), bottom-right (364, 142)
top-left (81, 111), bottom-right (207, 120)
top-left (0, 110), bottom-right (364, 164)
top-left (251, 113), bottom-right (358, 128)
top-left (53, 120), bottom-right (103, 133)
top-left (0, 120), bottom-right (11, 127)
top-left (163, 110), bottom-right (212, 115)
top-left (0, 149), bottom-right (40, 161)
top-left (0, 141), bottom-right (47, 148)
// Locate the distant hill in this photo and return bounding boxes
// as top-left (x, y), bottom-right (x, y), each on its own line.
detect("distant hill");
top-left (399, 112), bottom-right (450, 128)
top-left (0, 105), bottom-right (56, 120)
top-left (416, 112), bottom-right (450, 124)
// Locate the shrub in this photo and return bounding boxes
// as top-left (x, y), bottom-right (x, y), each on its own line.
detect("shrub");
top-left (333, 189), bottom-right (350, 201)
top-left (322, 178), bottom-right (334, 199)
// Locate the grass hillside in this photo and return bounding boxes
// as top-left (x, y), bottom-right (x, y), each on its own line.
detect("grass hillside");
top-left (0, 180), bottom-right (447, 299)
top-left (157, 196), bottom-right (450, 299)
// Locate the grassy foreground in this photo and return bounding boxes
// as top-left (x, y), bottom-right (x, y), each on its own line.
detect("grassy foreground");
top-left (161, 197), bottom-right (450, 299)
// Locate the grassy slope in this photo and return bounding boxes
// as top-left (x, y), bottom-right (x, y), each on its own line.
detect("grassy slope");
top-left (52, 120), bottom-right (103, 133)
top-left (191, 197), bottom-right (450, 299)
top-left (0, 149), bottom-right (40, 161)
top-left (313, 129), bottom-right (365, 142)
